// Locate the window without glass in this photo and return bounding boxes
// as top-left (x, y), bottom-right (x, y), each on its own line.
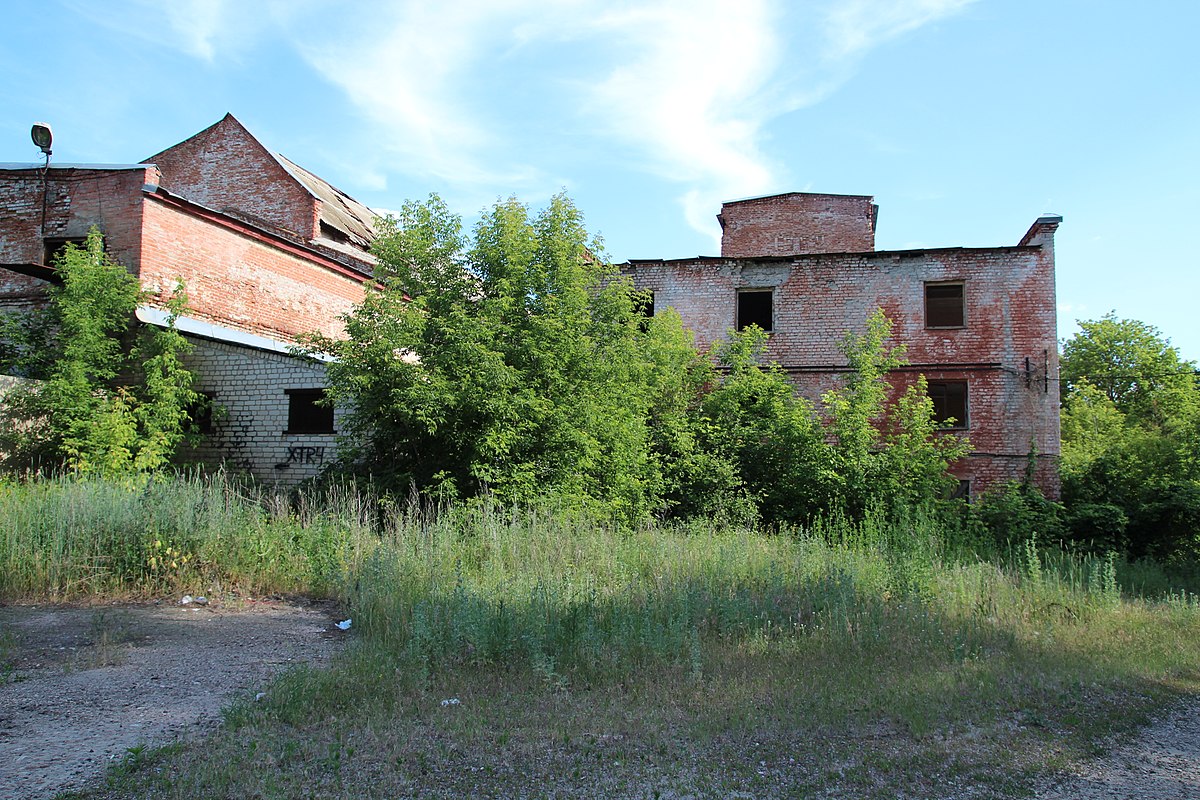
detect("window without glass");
top-left (925, 282), bottom-right (965, 328)
top-left (928, 380), bottom-right (968, 428)
top-left (632, 289), bottom-right (654, 318)
top-left (285, 389), bottom-right (334, 434)
top-left (188, 391), bottom-right (217, 435)
top-left (950, 479), bottom-right (971, 502)
top-left (737, 289), bottom-right (773, 332)
top-left (43, 237), bottom-right (88, 266)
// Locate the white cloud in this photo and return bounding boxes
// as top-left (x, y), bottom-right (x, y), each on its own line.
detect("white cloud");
top-left (116, 0), bottom-right (976, 242)
top-left (821, 0), bottom-right (977, 63)
top-left (161, 0), bottom-right (226, 62)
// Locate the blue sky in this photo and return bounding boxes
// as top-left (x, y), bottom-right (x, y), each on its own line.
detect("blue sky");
top-left (4, 0), bottom-right (1198, 361)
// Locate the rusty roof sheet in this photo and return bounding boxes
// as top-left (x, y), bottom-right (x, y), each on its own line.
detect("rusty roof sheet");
top-left (274, 152), bottom-right (379, 251)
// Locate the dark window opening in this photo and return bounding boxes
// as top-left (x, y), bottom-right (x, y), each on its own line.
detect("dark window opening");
top-left (949, 479), bottom-right (971, 502)
top-left (928, 381), bottom-right (968, 429)
top-left (926, 282), bottom-right (965, 328)
top-left (737, 289), bottom-right (773, 332)
top-left (632, 289), bottom-right (654, 317)
top-left (188, 391), bottom-right (217, 435)
top-left (286, 389), bottom-right (334, 434)
top-left (43, 237), bottom-right (88, 267)
top-left (631, 290), bottom-right (655, 331)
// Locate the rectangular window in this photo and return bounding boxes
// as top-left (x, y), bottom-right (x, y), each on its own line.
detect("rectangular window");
top-left (737, 289), bottom-right (773, 332)
top-left (188, 391), bottom-right (217, 435)
top-left (632, 289), bottom-right (654, 318)
top-left (950, 479), bottom-right (971, 502)
top-left (43, 237), bottom-right (88, 266)
top-left (928, 381), bottom-right (968, 429)
top-left (925, 282), bottom-right (965, 328)
top-left (285, 389), bottom-right (334, 434)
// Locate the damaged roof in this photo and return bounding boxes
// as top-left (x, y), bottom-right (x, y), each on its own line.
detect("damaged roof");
top-left (273, 152), bottom-right (378, 251)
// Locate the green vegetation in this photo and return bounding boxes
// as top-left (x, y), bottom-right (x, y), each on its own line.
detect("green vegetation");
top-left (1059, 314), bottom-right (1200, 566)
top-left (0, 228), bottom-right (200, 476)
top-left (0, 201), bottom-right (1193, 797)
top-left (0, 472), bottom-right (365, 600)
top-left (15, 476), bottom-right (1194, 799)
top-left (309, 194), bottom-right (966, 526)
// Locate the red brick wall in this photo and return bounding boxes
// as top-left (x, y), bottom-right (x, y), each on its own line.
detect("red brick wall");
top-left (0, 166), bottom-right (154, 271)
top-left (719, 193), bottom-right (878, 257)
top-left (146, 114), bottom-right (320, 241)
top-left (139, 196), bottom-right (367, 341)
top-left (622, 231), bottom-right (1061, 498)
top-left (0, 166), bottom-right (156, 313)
top-left (1, 166), bottom-right (368, 343)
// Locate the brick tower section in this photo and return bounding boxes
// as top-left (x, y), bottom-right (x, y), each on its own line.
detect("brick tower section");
top-left (718, 192), bottom-right (879, 257)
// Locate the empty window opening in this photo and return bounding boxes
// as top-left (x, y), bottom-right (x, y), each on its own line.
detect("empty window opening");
top-left (928, 381), bottom-right (968, 429)
top-left (737, 289), bottom-right (773, 332)
top-left (949, 479), bottom-right (971, 502)
top-left (632, 290), bottom-right (655, 318)
top-left (188, 391), bottom-right (217, 435)
top-left (926, 282), bottom-right (965, 328)
top-left (43, 237), bottom-right (88, 266)
top-left (286, 389), bottom-right (334, 434)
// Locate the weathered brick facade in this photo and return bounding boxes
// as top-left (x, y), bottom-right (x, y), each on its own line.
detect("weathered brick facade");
top-left (623, 192), bottom-right (1061, 499)
top-left (0, 116), bottom-right (377, 484)
top-left (719, 192), bottom-right (878, 257)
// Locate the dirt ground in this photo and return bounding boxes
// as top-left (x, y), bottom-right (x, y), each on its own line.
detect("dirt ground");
top-left (0, 599), bottom-right (346, 800)
top-left (2, 600), bottom-right (1198, 800)
top-left (1033, 697), bottom-right (1200, 800)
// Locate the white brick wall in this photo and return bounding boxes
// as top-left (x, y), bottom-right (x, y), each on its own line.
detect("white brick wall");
top-left (177, 336), bottom-right (343, 486)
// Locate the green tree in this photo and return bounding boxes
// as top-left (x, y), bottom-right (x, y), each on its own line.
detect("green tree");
top-left (823, 310), bottom-right (970, 515)
top-left (0, 228), bottom-right (199, 475)
top-left (312, 193), bottom-right (700, 519)
top-left (1060, 315), bottom-right (1200, 560)
top-left (691, 326), bottom-right (832, 525)
top-left (315, 194), bottom-right (975, 524)
top-left (1061, 313), bottom-right (1198, 424)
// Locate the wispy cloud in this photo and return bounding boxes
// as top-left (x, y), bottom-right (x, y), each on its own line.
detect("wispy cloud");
top-left (822, 0), bottom-right (976, 62)
top-left (123, 0), bottom-right (976, 240)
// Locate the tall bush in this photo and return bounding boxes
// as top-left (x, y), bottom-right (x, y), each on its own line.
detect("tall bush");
top-left (0, 228), bottom-right (199, 475)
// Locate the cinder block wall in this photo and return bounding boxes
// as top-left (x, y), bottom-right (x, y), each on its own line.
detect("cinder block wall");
top-left (177, 337), bottom-right (341, 486)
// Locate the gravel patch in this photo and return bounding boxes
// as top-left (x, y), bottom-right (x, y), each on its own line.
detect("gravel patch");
top-left (0, 600), bottom-right (347, 800)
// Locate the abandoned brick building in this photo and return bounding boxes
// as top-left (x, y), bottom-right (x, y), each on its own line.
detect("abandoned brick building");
top-left (0, 114), bottom-right (376, 484)
top-left (2, 117), bottom-right (1061, 497)
top-left (621, 192), bottom-right (1062, 499)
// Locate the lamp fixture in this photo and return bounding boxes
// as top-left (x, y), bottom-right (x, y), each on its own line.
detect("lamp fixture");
top-left (31, 122), bottom-right (53, 156)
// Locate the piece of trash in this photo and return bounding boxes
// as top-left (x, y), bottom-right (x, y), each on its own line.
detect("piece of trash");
top-left (193, 596), bottom-right (208, 606)
top-left (335, 619), bottom-right (352, 631)
top-left (179, 595), bottom-right (193, 606)
top-left (255, 692), bottom-right (267, 702)
top-left (440, 697), bottom-right (460, 707)
top-left (180, 595), bottom-right (209, 607)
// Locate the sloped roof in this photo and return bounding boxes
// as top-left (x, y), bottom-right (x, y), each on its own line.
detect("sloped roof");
top-left (273, 152), bottom-right (378, 250)
top-left (145, 114), bottom-right (378, 253)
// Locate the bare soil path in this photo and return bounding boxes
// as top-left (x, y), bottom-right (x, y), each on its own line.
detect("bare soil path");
top-left (0, 600), bottom-right (346, 800)
top-left (1034, 697), bottom-right (1200, 800)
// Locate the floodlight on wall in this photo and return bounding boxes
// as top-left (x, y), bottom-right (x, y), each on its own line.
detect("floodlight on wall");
top-left (31, 122), bottom-right (53, 156)
top-left (31, 122), bottom-right (53, 239)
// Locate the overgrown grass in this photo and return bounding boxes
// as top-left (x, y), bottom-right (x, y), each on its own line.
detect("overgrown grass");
top-left (0, 471), bottom-right (377, 600)
top-left (7, 475), bottom-right (1198, 797)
